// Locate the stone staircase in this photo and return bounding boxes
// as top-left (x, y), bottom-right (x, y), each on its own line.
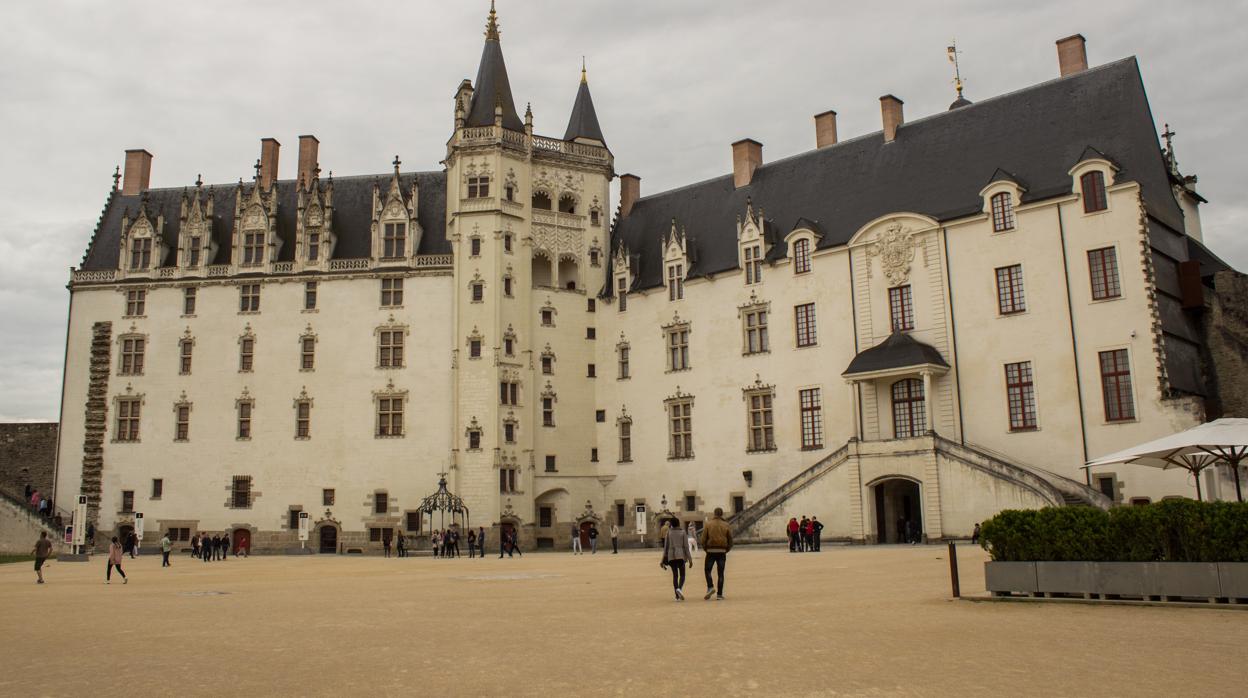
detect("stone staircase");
top-left (0, 489), bottom-right (67, 555)
top-left (729, 444), bottom-right (849, 536)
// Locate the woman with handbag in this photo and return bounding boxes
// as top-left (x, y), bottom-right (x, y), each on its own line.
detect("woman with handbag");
top-left (660, 521), bottom-right (694, 601)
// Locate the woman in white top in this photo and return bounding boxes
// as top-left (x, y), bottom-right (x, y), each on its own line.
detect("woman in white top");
top-left (686, 522), bottom-right (698, 561)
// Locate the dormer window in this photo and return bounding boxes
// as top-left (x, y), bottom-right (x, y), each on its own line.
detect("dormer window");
top-left (667, 263), bottom-right (684, 301)
top-left (744, 244), bottom-right (762, 284)
top-left (991, 192), bottom-right (1016, 232)
top-left (242, 231), bottom-right (265, 266)
top-left (793, 238), bottom-right (811, 274)
top-left (468, 176), bottom-right (490, 199)
top-left (1081, 171), bottom-right (1107, 213)
top-left (307, 229), bottom-right (321, 262)
top-left (383, 223), bottom-right (406, 258)
top-left (129, 237), bottom-right (153, 270)
top-left (187, 236), bottom-right (202, 268)
top-left (616, 276), bottom-right (628, 312)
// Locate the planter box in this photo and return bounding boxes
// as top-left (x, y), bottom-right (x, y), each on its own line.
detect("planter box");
top-left (1036, 561), bottom-right (1096, 596)
top-left (1218, 563), bottom-right (1248, 600)
top-left (1094, 562), bottom-right (1150, 598)
top-left (987, 561), bottom-right (1244, 601)
top-left (1148, 562), bottom-right (1220, 600)
top-left (984, 561), bottom-right (1038, 595)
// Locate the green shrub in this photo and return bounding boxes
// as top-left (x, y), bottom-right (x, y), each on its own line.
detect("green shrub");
top-left (979, 500), bottom-right (1248, 562)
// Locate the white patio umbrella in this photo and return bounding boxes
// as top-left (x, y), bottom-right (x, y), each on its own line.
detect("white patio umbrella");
top-left (1084, 418), bottom-right (1248, 502)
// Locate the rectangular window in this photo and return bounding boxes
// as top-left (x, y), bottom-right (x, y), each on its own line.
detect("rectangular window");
top-left (1097, 476), bottom-right (1115, 499)
top-left (369, 528), bottom-right (383, 543)
top-left (1099, 349), bottom-right (1135, 422)
top-left (183, 287), bottom-right (197, 315)
top-left (304, 281), bottom-right (317, 310)
top-left (1081, 170), bottom-right (1107, 213)
top-left (121, 490), bottom-right (135, 513)
top-left (406, 512), bottom-right (421, 532)
top-left (469, 339), bottom-right (482, 359)
top-left (747, 391), bottom-right (775, 452)
top-left (743, 308), bottom-right (769, 354)
top-left (888, 285), bottom-right (914, 331)
top-left (1005, 361), bottom-right (1038, 431)
top-left (295, 401), bottom-right (311, 439)
top-left (470, 237), bottom-right (482, 256)
top-left (595, 410), bottom-right (606, 423)
top-left (174, 405), bottom-right (190, 441)
top-left (179, 340), bottom-right (193, 375)
top-left (471, 283), bottom-right (484, 302)
top-left (187, 237), bottom-right (202, 268)
top-left (120, 337), bottom-right (145, 375)
top-left (1088, 247), bottom-right (1121, 300)
top-left (685, 494), bottom-right (697, 512)
top-left (668, 400), bottom-right (693, 459)
top-left (795, 303), bottom-right (817, 347)
top-left (239, 337), bottom-right (255, 372)
top-left (504, 338), bottom-right (514, 356)
top-left (744, 244), bottom-right (762, 284)
top-left (733, 495), bottom-right (746, 515)
top-left (468, 430), bottom-right (481, 450)
top-left (301, 337), bottom-right (316, 370)
top-left (378, 330), bottom-right (405, 368)
top-left (242, 232), bottom-right (265, 266)
top-left (587, 363), bottom-right (596, 378)
top-left (991, 192), bottom-right (1016, 232)
top-left (592, 449), bottom-right (599, 465)
top-left (545, 455), bottom-right (556, 472)
top-left (307, 230), bottom-right (320, 262)
top-left (153, 480), bottom-right (166, 502)
top-left (540, 309), bottom-right (553, 326)
top-left (467, 176), bottom-right (490, 198)
top-left (323, 489), bottom-right (335, 506)
top-left (667, 263), bottom-right (684, 301)
top-left (116, 398), bottom-right (141, 441)
top-left (130, 238), bottom-right (152, 270)
top-left (383, 222), bottom-right (406, 258)
top-left (540, 506), bottom-right (553, 528)
top-left (587, 298), bottom-right (596, 312)
top-left (125, 289), bottom-right (146, 317)
top-left (504, 421), bottom-right (516, 443)
top-left (239, 284), bottom-right (261, 312)
top-left (995, 265), bottom-right (1026, 315)
top-left (793, 238), bottom-right (812, 274)
top-left (500, 381), bottom-right (519, 406)
top-left (231, 476), bottom-right (251, 508)
top-left (617, 345), bottom-right (630, 379)
top-left (617, 276), bottom-right (628, 312)
top-left (586, 327), bottom-right (596, 340)
top-left (800, 388), bottom-right (823, 450)
top-left (542, 397), bottom-right (555, 426)
top-left (541, 355), bottom-right (553, 374)
top-left (619, 421), bottom-right (632, 462)
top-left (503, 277), bottom-right (513, 296)
top-left (374, 492), bottom-right (388, 514)
top-left (504, 233), bottom-right (513, 253)
top-left (499, 468), bottom-right (517, 494)
top-left (237, 400), bottom-right (253, 439)
top-left (381, 278), bottom-right (404, 307)
top-left (288, 509), bottom-right (302, 531)
top-left (377, 397), bottom-right (404, 437)
top-left (667, 327), bottom-right (690, 371)
top-left (616, 502), bottom-right (626, 527)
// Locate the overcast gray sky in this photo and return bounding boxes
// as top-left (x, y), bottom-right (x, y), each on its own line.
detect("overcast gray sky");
top-left (1, 0), bottom-right (1244, 421)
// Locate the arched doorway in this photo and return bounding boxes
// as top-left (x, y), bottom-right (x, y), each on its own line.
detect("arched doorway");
top-left (872, 478), bottom-right (923, 544)
top-left (232, 528), bottom-right (251, 556)
top-left (318, 525), bottom-right (338, 554)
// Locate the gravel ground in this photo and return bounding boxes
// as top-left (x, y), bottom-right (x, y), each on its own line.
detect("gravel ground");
top-left (2, 544), bottom-right (1243, 697)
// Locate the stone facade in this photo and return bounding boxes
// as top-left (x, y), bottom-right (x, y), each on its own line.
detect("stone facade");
top-left (0, 422), bottom-right (57, 503)
top-left (1205, 271), bottom-right (1248, 418)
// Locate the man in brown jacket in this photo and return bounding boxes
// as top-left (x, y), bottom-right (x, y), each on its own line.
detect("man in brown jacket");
top-left (698, 508), bottom-right (733, 600)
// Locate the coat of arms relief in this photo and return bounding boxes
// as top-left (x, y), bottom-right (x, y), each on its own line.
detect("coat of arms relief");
top-left (865, 222), bottom-right (917, 286)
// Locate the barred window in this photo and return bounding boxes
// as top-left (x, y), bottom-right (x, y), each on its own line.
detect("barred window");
top-left (889, 285), bottom-right (914, 332)
top-left (995, 265), bottom-right (1026, 315)
top-left (237, 400), bottom-right (253, 439)
top-left (304, 281), bottom-right (318, 310)
top-left (377, 397), bottom-right (404, 437)
top-left (793, 238), bottom-right (812, 274)
top-left (383, 222), bottom-right (406, 258)
top-left (668, 400), bottom-right (693, 459)
top-left (239, 284), bottom-right (261, 312)
top-left (179, 339), bottom-right (193, 375)
top-left (300, 337), bottom-right (316, 370)
top-left (667, 263), bottom-right (684, 301)
top-left (1081, 171), bottom-right (1107, 213)
top-left (1004, 361), bottom-right (1037, 431)
top-left (378, 330), bottom-right (405, 368)
top-left (540, 309), bottom-right (554, 326)
top-left (891, 379), bottom-right (926, 438)
top-left (1088, 247), bottom-right (1121, 300)
top-left (183, 287), bottom-right (197, 315)
top-left (471, 282), bottom-right (484, 302)
top-left (545, 455), bottom-right (557, 472)
top-left (746, 391), bottom-right (775, 452)
top-left (381, 278), bottom-right (404, 307)
top-left (375, 492), bottom-right (388, 514)
top-left (242, 232), bottom-right (265, 266)
top-left (618, 419), bottom-right (632, 462)
top-left (744, 244), bottom-right (762, 285)
top-left (743, 308), bottom-right (769, 354)
top-left (799, 388), bottom-right (823, 450)
top-left (991, 192), bottom-right (1016, 232)
top-left (469, 339), bottom-right (482, 359)
top-left (231, 476), bottom-right (251, 508)
top-left (125, 289), bottom-right (146, 317)
top-left (295, 400), bottom-right (311, 439)
top-left (1099, 349), bottom-right (1135, 422)
top-left (129, 237), bottom-right (152, 270)
top-left (116, 398), bottom-right (141, 442)
top-left (239, 337), bottom-right (255, 372)
top-left (666, 326), bottom-right (690, 371)
top-left (174, 405), bottom-right (190, 442)
top-left (541, 354), bottom-right (553, 375)
top-left (119, 337), bottom-right (145, 375)
top-left (795, 303), bottom-right (817, 347)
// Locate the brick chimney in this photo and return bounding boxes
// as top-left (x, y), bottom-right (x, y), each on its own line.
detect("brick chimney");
top-left (121, 149), bottom-right (152, 196)
top-left (297, 135), bottom-right (319, 187)
top-left (1056, 34), bottom-right (1088, 76)
top-left (880, 95), bottom-right (904, 143)
top-left (814, 110), bottom-right (838, 149)
top-left (619, 173), bottom-right (641, 218)
top-left (732, 139), bottom-right (763, 188)
top-left (259, 138), bottom-right (281, 190)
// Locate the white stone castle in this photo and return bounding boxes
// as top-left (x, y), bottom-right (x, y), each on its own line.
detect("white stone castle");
top-left (52, 5), bottom-right (1246, 552)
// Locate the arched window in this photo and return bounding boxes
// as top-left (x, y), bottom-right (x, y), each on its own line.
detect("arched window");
top-left (991, 192), bottom-right (1015, 231)
top-left (531, 253), bottom-right (552, 287)
top-left (793, 238), bottom-right (811, 274)
top-left (558, 194), bottom-right (577, 214)
top-left (558, 256), bottom-right (579, 289)
top-left (891, 379), bottom-right (926, 438)
top-left (532, 191), bottom-right (552, 211)
top-left (1081, 171), bottom-right (1107, 213)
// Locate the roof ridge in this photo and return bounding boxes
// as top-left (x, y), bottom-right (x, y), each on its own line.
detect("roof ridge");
top-left (129, 170), bottom-right (447, 195)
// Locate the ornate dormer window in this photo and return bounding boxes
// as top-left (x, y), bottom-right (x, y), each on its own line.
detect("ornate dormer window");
top-left (663, 220), bottom-right (688, 301)
top-left (1069, 148), bottom-right (1117, 215)
top-left (119, 195), bottom-right (167, 274)
top-left (979, 169), bottom-right (1025, 234)
top-left (613, 240), bottom-right (632, 311)
top-left (372, 157), bottom-right (423, 264)
top-left (297, 171), bottom-right (335, 266)
top-left (466, 326), bottom-right (484, 360)
top-left (465, 416), bottom-right (483, 451)
top-left (464, 161), bottom-right (492, 199)
top-left (737, 200), bottom-right (768, 285)
top-left (588, 238), bottom-right (602, 267)
top-left (179, 180), bottom-right (216, 269)
top-left (540, 343), bottom-right (555, 375)
top-left (233, 172), bottom-right (279, 268)
top-left (502, 411), bottom-right (519, 444)
top-left (502, 325), bottom-right (517, 358)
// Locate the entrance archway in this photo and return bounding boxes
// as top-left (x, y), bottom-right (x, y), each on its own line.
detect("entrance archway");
top-left (579, 521), bottom-right (594, 548)
top-left (872, 478), bottom-right (922, 544)
top-left (318, 525), bottom-right (338, 554)
top-left (232, 528), bottom-right (251, 555)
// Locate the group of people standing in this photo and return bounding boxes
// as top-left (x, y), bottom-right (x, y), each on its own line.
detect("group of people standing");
top-left (786, 516), bottom-right (823, 552)
top-left (192, 532), bottom-right (234, 561)
top-left (429, 527), bottom-right (488, 558)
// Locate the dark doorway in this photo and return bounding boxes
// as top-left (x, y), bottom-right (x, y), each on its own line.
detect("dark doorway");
top-left (873, 479), bottom-right (922, 544)
top-left (579, 521), bottom-right (593, 548)
top-left (318, 525), bottom-right (338, 554)
top-left (231, 528), bottom-right (251, 555)
top-left (118, 525), bottom-right (134, 548)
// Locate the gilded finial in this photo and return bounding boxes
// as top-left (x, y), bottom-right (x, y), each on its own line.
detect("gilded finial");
top-left (581, 56), bottom-right (587, 83)
top-left (485, 0), bottom-right (500, 41)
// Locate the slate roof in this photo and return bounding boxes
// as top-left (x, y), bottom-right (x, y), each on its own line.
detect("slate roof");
top-left (843, 332), bottom-right (950, 377)
top-left (564, 77), bottom-right (606, 144)
top-left (465, 33), bottom-right (524, 131)
top-left (609, 57), bottom-right (1185, 293)
top-left (79, 172), bottom-right (449, 271)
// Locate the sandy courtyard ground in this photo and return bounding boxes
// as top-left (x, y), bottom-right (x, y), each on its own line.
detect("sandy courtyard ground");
top-left (1, 544), bottom-right (1243, 697)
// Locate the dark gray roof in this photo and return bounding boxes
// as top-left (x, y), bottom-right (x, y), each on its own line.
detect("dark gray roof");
top-left (79, 172), bottom-right (448, 271)
top-left (564, 77), bottom-right (605, 144)
top-left (843, 332), bottom-right (950, 376)
top-left (610, 57), bottom-right (1185, 293)
top-left (466, 35), bottom-right (524, 131)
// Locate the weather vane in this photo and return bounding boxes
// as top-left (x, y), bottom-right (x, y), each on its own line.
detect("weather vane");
top-left (947, 40), bottom-right (965, 98)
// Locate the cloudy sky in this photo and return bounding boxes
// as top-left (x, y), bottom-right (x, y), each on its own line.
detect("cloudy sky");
top-left (0, 0), bottom-right (1244, 421)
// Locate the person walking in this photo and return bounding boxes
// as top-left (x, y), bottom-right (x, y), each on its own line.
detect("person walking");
top-left (191, 534), bottom-right (200, 560)
top-left (452, 528), bottom-right (462, 558)
top-left (383, 531), bottom-right (393, 558)
top-left (477, 527), bottom-right (486, 559)
top-left (660, 517), bottom-right (694, 601)
top-left (106, 536), bottom-right (128, 584)
top-left (686, 522), bottom-right (699, 562)
top-left (510, 529), bottom-right (523, 557)
top-left (202, 535), bottom-right (212, 564)
top-left (127, 531), bottom-right (139, 559)
top-left (570, 524), bottom-right (583, 555)
top-left (33, 531), bottom-right (52, 584)
top-left (498, 528), bottom-right (509, 558)
top-left (971, 523), bottom-right (981, 545)
top-left (812, 516), bottom-right (824, 552)
top-left (467, 529), bottom-right (477, 559)
top-left (610, 523), bottom-right (620, 554)
top-left (397, 532), bottom-right (407, 558)
top-left (699, 507), bottom-right (733, 600)
top-left (160, 532), bottom-right (172, 567)
top-left (588, 524), bottom-right (599, 554)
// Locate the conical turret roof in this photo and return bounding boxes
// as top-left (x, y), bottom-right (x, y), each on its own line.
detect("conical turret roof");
top-left (563, 69), bottom-right (605, 144)
top-left (465, 3), bottom-right (524, 131)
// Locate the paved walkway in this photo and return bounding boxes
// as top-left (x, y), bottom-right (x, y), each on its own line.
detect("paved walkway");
top-left (2, 545), bottom-right (1242, 696)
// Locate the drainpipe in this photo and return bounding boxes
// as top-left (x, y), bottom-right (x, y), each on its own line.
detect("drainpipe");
top-left (940, 228), bottom-right (967, 445)
top-left (1056, 204), bottom-right (1091, 470)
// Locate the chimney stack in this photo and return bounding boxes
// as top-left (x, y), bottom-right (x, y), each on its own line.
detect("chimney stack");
top-left (121, 149), bottom-right (152, 196)
top-left (814, 110), bottom-right (838, 149)
top-left (880, 95), bottom-right (904, 143)
top-left (297, 135), bottom-right (319, 187)
top-left (732, 139), bottom-right (763, 189)
top-left (259, 138), bottom-right (281, 190)
top-left (619, 173), bottom-right (641, 218)
top-left (1056, 34), bottom-right (1088, 76)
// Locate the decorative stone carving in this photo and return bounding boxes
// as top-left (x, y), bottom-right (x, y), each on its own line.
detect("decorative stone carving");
top-left (866, 222), bottom-right (917, 286)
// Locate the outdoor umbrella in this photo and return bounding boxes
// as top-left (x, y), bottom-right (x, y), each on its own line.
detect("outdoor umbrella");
top-left (1084, 418), bottom-right (1248, 502)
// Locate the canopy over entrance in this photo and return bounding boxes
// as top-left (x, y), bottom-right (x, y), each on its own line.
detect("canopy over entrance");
top-left (843, 332), bottom-right (949, 379)
top-left (1084, 418), bottom-right (1248, 501)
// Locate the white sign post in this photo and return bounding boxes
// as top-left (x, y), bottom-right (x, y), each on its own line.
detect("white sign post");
top-left (635, 504), bottom-right (648, 545)
top-left (298, 511), bottom-right (310, 549)
top-left (73, 495), bottom-right (88, 553)
top-left (134, 512), bottom-right (144, 555)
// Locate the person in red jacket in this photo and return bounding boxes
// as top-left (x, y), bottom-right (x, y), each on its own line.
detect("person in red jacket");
top-left (786, 517), bottom-right (800, 552)
top-left (803, 517), bottom-right (815, 552)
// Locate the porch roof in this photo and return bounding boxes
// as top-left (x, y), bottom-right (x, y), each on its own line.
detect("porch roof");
top-left (842, 332), bottom-right (949, 378)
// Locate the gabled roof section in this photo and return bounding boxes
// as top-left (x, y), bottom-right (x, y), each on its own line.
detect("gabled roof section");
top-left (843, 332), bottom-right (950, 377)
top-left (465, 3), bottom-right (524, 131)
top-left (986, 167), bottom-right (1025, 189)
top-left (564, 70), bottom-right (606, 144)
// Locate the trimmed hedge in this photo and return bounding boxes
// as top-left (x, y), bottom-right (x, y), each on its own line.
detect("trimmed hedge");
top-left (980, 499), bottom-right (1248, 562)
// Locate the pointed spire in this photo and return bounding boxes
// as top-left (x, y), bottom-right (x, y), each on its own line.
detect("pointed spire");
top-left (466, 1), bottom-right (523, 131)
top-left (485, 0), bottom-right (499, 41)
top-left (563, 61), bottom-right (606, 144)
top-left (581, 56), bottom-right (587, 83)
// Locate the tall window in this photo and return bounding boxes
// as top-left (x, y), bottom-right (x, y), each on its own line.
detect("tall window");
top-left (743, 308), bottom-right (769, 354)
top-left (383, 222), bottom-right (406, 258)
top-left (541, 354), bottom-right (553, 375)
top-left (377, 396), bottom-right (404, 437)
top-left (125, 289), bottom-right (145, 317)
top-left (470, 237), bottom-right (482, 257)
top-left (239, 284), bottom-right (261, 312)
top-left (119, 337), bottom-right (145, 375)
top-left (152, 479), bottom-right (164, 498)
top-left (1081, 171), bottom-right (1107, 213)
top-left (500, 380), bottom-right (519, 406)
top-left (499, 467), bottom-right (518, 494)
top-left (793, 238), bottom-right (812, 274)
top-left (799, 388), bottom-right (823, 449)
top-left (237, 399), bottom-right (253, 439)
top-left (795, 303), bottom-right (817, 347)
top-left (239, 336), bottom-right (255, 372)
top-left (617, 276), bottom-right (628, 311)
top-left (889, 285), bottom-right (914, 331)
top-left (746, 391), bottom-right (775, 452)
top-left (617, 344), bottom-right (630, 379)
top-left (471, 282), bottom-right (484, 302)
top-left (307, 230), bottom-right (320, 262)
top-left (300, 336), bottom-right (316, 370)
top-left (381, 278), bottom-right (404, 307)
top-left (304, 281), bottom-right (318, 310)
top-left (503, 276), bottom-right (513, 296)
top-left (618, 419), bottom-right (632, 462)
top-left (891, 379), bottom-right (926, 438)
top-left (666, 326), bottom-right (690, 371)
top-left (668, 400), bottom-right (693, 459)
top-left (115, 398), bottom-right (141, 442)
top-left (183, 287), bottom-right (197, 315)
top-left (1088, 247), bottom-right (1121, 300)
top-left (231, 476), bottom-right (251, 508)
top-left (378, 330), bottom-right (404, 368)
top-left (129, 237), bottom-right (152, 270)
top-left (295, 400), bottom-right (311, 439)
top-left (187, 236), bottom-right (202, 267)
top-left (174, 404), bottom-right (190, 442)
top-left (1004, 361), bottom-right (1038, 431)
top-left (667, 263), bottom-right (684, 301)
top-left (995, 265), bottom-right (1026, 315)
top-left (467, 175), bottom-right (490, 198)
top-left (122, 490), bottom-right (135, 512)
top-left (545, 455), bottom-right (556, 472)
top-left (323, 489), bottom-right (335, 506)
top-left (374, 492), bottom-right (388, 514)
top-left (504, 337), bottom-right (514, 357)
top-left (178, 339), bottom-right (193, 375)
top-left (503, 420), bottom-right (516, 444)
top-left (991, 192), bottom-right (1016, 232)
top-left (542, 397), bottom-right (555, 426)
top-left (469, 339), bottom-right (482, 359)
top-left (744, 244), bottom-right (762, 284)
top-left (1099, 349), bottom-right (1135, 422)
top-left (242, 232), bottom-right (265, 266)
